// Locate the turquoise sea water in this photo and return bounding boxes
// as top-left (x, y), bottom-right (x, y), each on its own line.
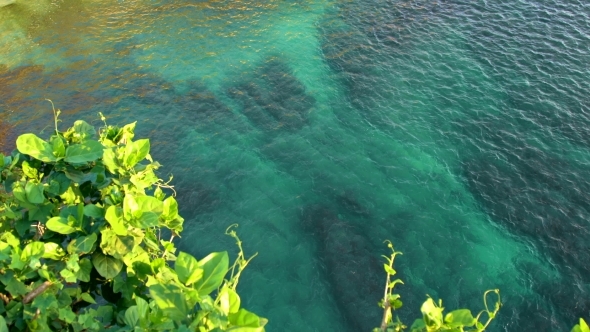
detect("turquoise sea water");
top-left (1, 0), bottom-right (589, 330)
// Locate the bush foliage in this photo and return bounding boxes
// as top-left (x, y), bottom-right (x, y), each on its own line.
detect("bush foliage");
top-left (0, 109), bottom-right (265, 331)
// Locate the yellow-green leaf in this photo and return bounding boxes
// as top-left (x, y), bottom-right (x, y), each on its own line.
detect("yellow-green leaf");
top-left (16, 134), bottom-right (57, 163)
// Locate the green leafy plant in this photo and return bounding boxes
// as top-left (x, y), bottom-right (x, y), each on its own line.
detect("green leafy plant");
top-left (375, 242), bottom-right (501, 332)
top-left (0, 107), bottom-right (266, 331)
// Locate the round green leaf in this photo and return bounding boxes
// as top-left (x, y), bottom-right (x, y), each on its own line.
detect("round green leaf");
top-left (220, 286), bottom-right (241, 315)
top-left (228, 308), bottom-right (263, 328)
top-left (123, 306), bottom-right (139, 327)
top-left (72, 120), bottom-right (96, 141)
top-left (64, 140), bottom-right (104, 163)
top-left (148, 283), bottom-right (187, 321)
top-left (76, 258), bottom-right (93, 282)
top-left (162, 196), bottom-right (179, 220)
top-left (92, 252), bottom-right (123, 279)
top-left (21, 241), bottom-right (44, 262)
top-left (83, 204), bottom-right (104, 219)
top-left (445, 309), bottom-right (476, 327)
top-left (135, 195), bottom-right (163, 214)
top-left (16, 133), bottom-right (57, 163)
top-left (100, 229), bottom-right (134, 259)
top-left (67, 233), bottom-right (97, 255)
top-left (46, 216), bottom-right (77, 234)
top-left (42, 242), bottom-right (65, 260)
top-left (25, 182), bottom-right (45, 204)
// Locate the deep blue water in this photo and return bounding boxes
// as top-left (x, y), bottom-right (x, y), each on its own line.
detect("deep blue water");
top-left (1, 0), bottom-right (589, 331)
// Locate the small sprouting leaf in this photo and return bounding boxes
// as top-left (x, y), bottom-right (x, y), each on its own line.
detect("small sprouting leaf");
top-left (383, 264), bottom-right (396, 275)
top-left (421, 298), bottom-right (444, 328)
top-left (388, 279), bottom-right (404, 289)
top-left (16, 133), bottom-right (57, 162)
top-left (21, 161), bottom-right (38, 179)
top-left (119, 122), bottom-right (136, 143)
top-left (92, 252), bottom-right (123, 279)
top-left (154, 187), bottom-right (165, 200)
top-left (64, 140), bottom-right (103, 163)
top-left (193, 251), bottom-right (229, 296)
top-left (66, 254), bottom-right (80, 272)
top-left (175, 252), bottom-right (203, 286)
top-left (51, 135), bottom-right (66, 158)
top-left (46, 216), bottom-right (77, 234)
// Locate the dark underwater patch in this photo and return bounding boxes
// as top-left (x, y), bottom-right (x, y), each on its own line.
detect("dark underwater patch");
top-left (227, 57), bottom-right (314, 133)
top-left (301, 205), bottom-right (382, 332)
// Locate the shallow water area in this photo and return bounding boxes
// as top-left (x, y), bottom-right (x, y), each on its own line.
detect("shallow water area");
top-left (1, 0), bottom-right (590, 331)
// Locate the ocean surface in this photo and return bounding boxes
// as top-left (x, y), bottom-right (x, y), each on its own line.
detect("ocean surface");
top-left (1, 0), bottom-right (589, 330)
